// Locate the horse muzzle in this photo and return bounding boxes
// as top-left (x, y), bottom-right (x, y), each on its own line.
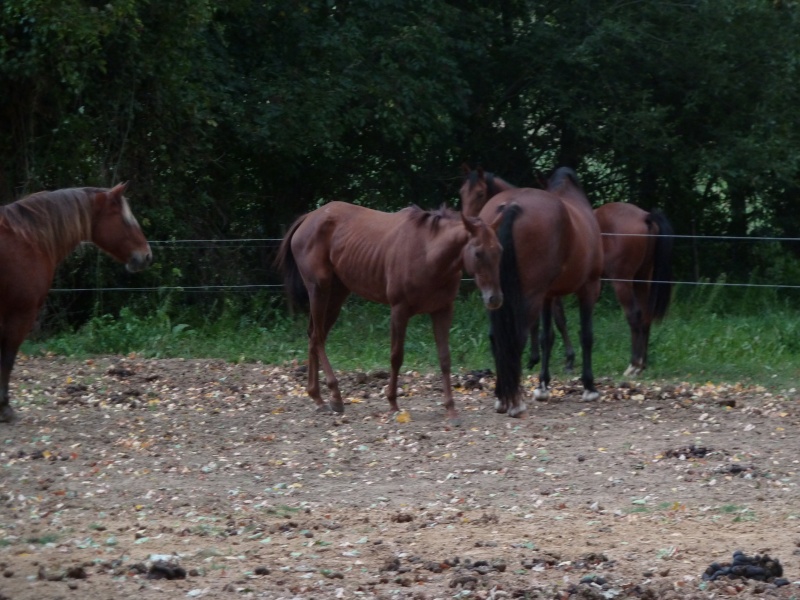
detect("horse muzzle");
top-left (483, 291), bottom-right (503, 310)
top-left (126, 249), bottom-right (153, 273)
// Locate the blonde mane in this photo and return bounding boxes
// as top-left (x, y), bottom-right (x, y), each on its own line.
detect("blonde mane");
top-left (0, 188), bottom-right (97, 263)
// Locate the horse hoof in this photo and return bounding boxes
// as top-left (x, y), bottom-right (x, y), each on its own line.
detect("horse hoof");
top-left (582, 390), bottom-right (601, 402)
top-left (315, 404), bottom-right (334, 414)
top-left (0, 407), bottom-right (15, 423)
top-left (447, 414), bottom-right (463, 427)
top-left (623, 364), bottom-right (642, 377)
top-left (533, 388), bottom-right (551, 402)
top-left (508, 403), bottom-right (527, 418)
top-left (494, 399), bottom-right (508, 413)
top-left (329, 401), bottom-right (345, 414)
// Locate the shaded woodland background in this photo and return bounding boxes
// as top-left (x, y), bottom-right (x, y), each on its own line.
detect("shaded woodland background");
top-left (2, 0), bottom-right (800, 328)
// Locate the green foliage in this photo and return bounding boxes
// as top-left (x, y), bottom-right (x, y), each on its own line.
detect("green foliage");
top-left (3, 0), bottom-right (800, 335)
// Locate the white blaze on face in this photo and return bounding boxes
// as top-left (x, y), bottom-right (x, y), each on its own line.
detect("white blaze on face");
top-left (121, 197), bottom-right (139, 227)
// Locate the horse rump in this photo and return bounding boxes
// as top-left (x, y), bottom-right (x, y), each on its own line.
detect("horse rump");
top-left (646, 209), bottom-right (674, 321)
top-left (275, 214), bottom-right (310, 312)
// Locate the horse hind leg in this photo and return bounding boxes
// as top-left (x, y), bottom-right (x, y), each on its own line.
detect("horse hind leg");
top-left (553, 297), bottom-right (575, 372)
top-left (577, 295), bottom-right (601, 402)
top-left (613, 281), bottom-right (645, 377)
top-left (306, 282), bottom-right (348, 413)
top-left (532, 301), bottom-right (554, 405)
top-left (621, 282), bottom-right (648, 377)
top-left (430, 306), bottom-right (461, 425)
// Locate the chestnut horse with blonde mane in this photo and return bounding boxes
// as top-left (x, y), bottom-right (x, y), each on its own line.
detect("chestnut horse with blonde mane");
top-left (0, 183), bottom-right (152, 423)
top-left (461, 166), bottom-right (674, 378)
top-left (276, 201), bottom-right (503, 425)
top-left (460, 166), bottom-right (603, 416)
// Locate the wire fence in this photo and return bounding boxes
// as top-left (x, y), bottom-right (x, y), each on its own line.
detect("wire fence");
top-left (49, 233), bottom-right (800, 293)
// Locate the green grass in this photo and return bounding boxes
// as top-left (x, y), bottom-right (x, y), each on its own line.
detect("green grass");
top-left (22, 283), bottom-right (800, 391)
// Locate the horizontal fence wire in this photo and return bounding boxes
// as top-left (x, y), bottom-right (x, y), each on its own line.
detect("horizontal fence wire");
top-left (50, 234), bottom-right (800, 292)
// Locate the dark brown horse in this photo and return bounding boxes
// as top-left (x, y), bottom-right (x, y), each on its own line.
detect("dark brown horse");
top-left (594, 202), bottom-right (674, 375)
top-left (460, 166), bottom-right (603, 416)
top-left (461, 167), bottom-right (674, 377)
top-left (0, 184), bottom-right (153, 423)
top-left (276, 201), bottom-right (504, 424)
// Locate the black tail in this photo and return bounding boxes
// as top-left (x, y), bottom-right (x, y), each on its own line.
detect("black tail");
top-left (489, 204), bottom-right (529, 403)
top-left (647, 209), bottom-right (674, 321)
top-left (274, 214), bottom-right (310, 313)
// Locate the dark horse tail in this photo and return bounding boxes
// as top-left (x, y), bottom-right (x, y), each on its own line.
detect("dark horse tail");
top-left (489, 204), bottom-right (528, 404)
top-left (274, 214), bottom-right (310, 312)
top-left (646, 209), bottom-right (674, 321)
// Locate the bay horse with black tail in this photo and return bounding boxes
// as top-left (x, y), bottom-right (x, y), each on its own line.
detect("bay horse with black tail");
top-left (459, 166), bottom-right (603, 416)
top-left (0, 183), bottom-right (153, 423)
top-left (276, 201), bottom-right (503, 425)
top-left (461, 166), bottom-right (674, 377)
top-left (595, 202), bottom-right (673, 376)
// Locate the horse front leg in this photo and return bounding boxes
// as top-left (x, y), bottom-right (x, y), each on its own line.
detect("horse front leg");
top-left (578, 294), bottom-right (600, 402)
top-left (0, 359), bottom-right (15, 423)
top-left (386, 306), bottom-right (410, 415)
top-left (430, 306), bottom-right (460, 425)
top-left (0, 315), bottom-right (35, 423)
top-left (533, 299), bottom-right (554, 404)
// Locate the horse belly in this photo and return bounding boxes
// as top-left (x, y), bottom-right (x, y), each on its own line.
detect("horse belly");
top-left (0, 240), bottom-right (53, 312)
top-left (334, 265), bottom-right (390, 305)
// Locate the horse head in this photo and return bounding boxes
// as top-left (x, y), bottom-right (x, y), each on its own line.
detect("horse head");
top-left (90, 182), bottom-right (153, 272)
top-left (459, 164), bottom-right (489, 218)
top-left (461, 211), bottom-right (504, 310)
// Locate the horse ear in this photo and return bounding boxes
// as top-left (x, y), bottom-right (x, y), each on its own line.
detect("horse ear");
top-left (110, 182), bottom-right (129, 196)
top-left (477, 166), bottom-right (485, 180)
top-left (489, 208), bottom-right (505, 232)
top-left (460, 211), bottom-right (480, 235)
top-left (461, 163), bottom-right (472, 175)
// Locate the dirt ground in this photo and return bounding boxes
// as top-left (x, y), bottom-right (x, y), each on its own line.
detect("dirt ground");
top-left (1, 355), bottom-right (799, 600)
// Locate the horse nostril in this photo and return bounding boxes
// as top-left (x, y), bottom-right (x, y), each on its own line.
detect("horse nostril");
top-left (485, 293), bottom-right (503, 310)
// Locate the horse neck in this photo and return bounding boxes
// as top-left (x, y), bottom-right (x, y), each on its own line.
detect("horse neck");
top-left (463, 174), bottom-right (517, 217)
top-left (419, 217), bottom-right (470, 274)
top-left (2, 190), bottom-right (94, 264)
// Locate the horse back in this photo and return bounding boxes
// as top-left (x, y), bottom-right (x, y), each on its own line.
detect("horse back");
top-left (289, 202), bottom-right (464, 309)
top-left (481, 189), bottom-right (576, 290)
top-left (594, 203), bottom-right (653, 280)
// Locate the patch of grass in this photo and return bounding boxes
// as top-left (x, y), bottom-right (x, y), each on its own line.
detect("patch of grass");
top-left (26, 533), bottom-right (59, 545)
top-left (23, 284), bottom-right (800, 390)
top-left (265, 504), bottom-right (302, 518)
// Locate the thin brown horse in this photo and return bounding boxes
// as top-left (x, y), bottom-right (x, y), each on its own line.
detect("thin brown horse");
top-left (0, 183), bottom-right (153, 423)
top-left (460, 167), bottom-right (674, 377)
top-left (276, 201), bottom-right (504, 424)
top-left (460, 166), bottom-right (603, 416)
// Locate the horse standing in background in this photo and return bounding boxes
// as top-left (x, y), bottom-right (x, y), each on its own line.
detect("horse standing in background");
top-left (594, 202), bottom-right (673, 376)
top-left (460, 166), bottom-right (603, 416)
top-left (0, 183), bottom-right (153, 423)
top-left (276, 201), bottom-right (503, 425)
top-left (461, 166), bottom-right (674, 378)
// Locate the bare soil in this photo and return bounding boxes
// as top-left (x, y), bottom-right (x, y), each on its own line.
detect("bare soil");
top-left (1, 355), bottom-right (799, 600)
